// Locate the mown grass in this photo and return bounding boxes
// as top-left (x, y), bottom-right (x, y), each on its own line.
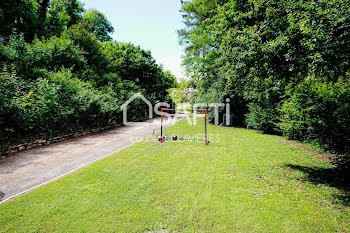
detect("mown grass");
top-left (0, 124), bottom-right (349, 232)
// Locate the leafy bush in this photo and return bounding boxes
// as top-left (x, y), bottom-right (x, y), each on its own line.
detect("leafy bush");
top-left (101, 42), bottom-right (176, 100)
top-left (0, 69), bottom-right (133, 146)
top-left (0, 65), bottom-right (23, 143)
top-left (179, 0), bottom-right (350, 160)
top-left (1, 34), bottom-right (87, 80)
top-left (63, 24), bottom-right (108, 78)
top-left (280, 78), bottom-right (350, 155)
top-left (0, 1), bottom-right (176, 148)
top-left (246, 103), bottom-right (278, 134)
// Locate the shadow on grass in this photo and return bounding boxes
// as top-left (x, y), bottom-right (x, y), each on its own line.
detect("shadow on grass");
top-left (286, 163), bottom-right (350, 206)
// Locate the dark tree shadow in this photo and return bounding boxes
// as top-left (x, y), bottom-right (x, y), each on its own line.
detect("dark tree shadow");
top-left (286, 164), bottom-right (350, 206)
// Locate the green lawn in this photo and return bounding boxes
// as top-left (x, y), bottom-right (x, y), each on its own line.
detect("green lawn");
top-left (1, 124), bottom-right (349, 232)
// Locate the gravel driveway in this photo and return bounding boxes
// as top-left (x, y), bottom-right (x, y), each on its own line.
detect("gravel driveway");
top-left (0, 118), bottom-right (162, 204)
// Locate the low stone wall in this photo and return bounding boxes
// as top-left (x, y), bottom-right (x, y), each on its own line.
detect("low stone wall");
top-left (0, 124), bottom-right (120, 157)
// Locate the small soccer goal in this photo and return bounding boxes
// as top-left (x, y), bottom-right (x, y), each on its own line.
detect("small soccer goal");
top-left (159, 108), bottom-right (208, 145)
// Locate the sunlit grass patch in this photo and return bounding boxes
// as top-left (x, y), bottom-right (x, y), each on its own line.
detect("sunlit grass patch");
top-left (0, 124), bottom-right (349, 232)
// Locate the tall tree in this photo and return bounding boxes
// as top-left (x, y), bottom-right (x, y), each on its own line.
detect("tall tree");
top-left (37, 0), bottom-right (50, 36)
top-left (179, 0), bottom-right (350, 154)
top-left (0, 0), bottom-right (40, 41)
top-left (47, 0), bottom-right (84, 37)
top-left (82, 9), bottom-right (114, 42)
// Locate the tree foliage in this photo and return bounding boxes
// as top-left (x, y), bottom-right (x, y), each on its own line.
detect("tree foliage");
top-left (82, 9), bottom-right (114, 42)
top-left (0, 0), bottom-right (175, 146)
top-left (179, 0), bottom-right (350, 156)
top-left (169, 78), bottom-right (193, 104)
top-left (47, 0), bottom-right (84, 37)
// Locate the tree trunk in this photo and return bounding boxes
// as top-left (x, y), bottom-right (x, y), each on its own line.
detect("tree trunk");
top-left (37, 0), bottom-right (49, 37)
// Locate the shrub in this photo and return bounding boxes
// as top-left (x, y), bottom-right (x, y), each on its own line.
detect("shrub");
top-left (0, 65), bottom-right (24, 144)
top-left (0, 69), bottom-right (115, 145)
top-left (280, 77), bottom-right (350, 155)
top-left (1, 34), bottom-right (87, 80)
top-left (0, 67), bottom-right (154, 147)
top-left (245, 103), bottom-right (279, 134)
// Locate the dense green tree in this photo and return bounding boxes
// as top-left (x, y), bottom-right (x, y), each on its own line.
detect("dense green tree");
top-left (101, 42), bottom-right (176, 100)
top-left (37, 0), bottom-right (50, 36)
top-left (62, 23), bottom-right (108, 81)
top-left (169, 78), bottom-right (192, 104)
top-left (179, 0), bottom-right (350, 155)
top-left (0, 34), bottom-right (87, 80)
top-left (82, 9), bottom-right (114, 42)
top-left (0, 0), bottom-right (85, 41)
top-left (0, 0), bottom-right (40, 40)
top-left (0, 0), bottom-right (176, 147)
top-left (47, 0), bottom-right (84, 37)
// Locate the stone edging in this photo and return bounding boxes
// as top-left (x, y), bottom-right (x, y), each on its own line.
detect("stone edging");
top-left (0, 124), bottom-right (121, 157)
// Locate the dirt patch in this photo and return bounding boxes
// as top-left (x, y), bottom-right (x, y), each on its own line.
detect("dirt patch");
top-left (280, 139), bottom-right (341, 167)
